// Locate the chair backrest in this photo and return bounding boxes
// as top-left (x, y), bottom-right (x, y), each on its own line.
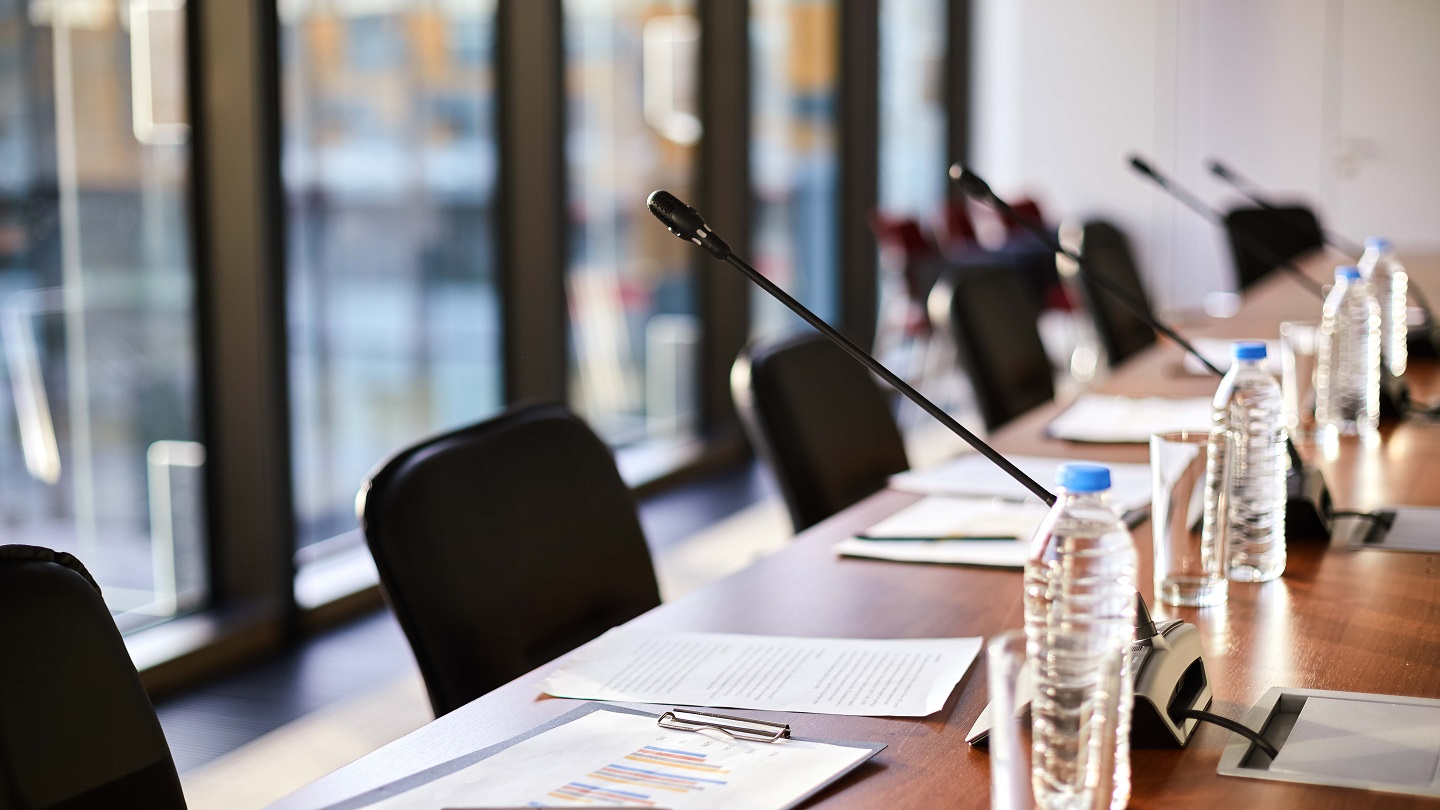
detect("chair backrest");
top-left (1077, 220), bottom-right (1157, 366)
top-left (1223, 205), bottom-right (1325, 290)
top-left (0, 546), bottom-right (186, 810)
top-left (358, 403), bottom-right (661, 717)
top-left (733, 333), bottom-right (909, 533)
top-left (943, 264), bottom-right (1055, 431)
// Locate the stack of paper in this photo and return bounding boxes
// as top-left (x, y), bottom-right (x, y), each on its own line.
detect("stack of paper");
top-left (835, 536), bottom-right (1031, 568)
top-left (889, 454), bottom-right (1154, 514)
top-left (835, 495), bottom-right (1046, 569)
top-left (1181, 338), bottom-right (1280, 376)
top-left (539, 629), bottom-right (982, 718)
top-left (1047, 394), bottom-right (1212, 443)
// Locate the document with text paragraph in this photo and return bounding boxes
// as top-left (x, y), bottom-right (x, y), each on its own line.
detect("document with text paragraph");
top-left (538, 630), bottom-right (982, 717)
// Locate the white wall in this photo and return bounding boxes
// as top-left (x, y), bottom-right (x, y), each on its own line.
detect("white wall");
top-left (971, 0), bottom-right (1440, 310)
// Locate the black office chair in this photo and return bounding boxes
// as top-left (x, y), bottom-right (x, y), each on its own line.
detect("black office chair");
top-left (733, 333), bottom-right (910, 533)
top-left (941, 263), bottom-right (1055, 431)
top-left (1224, 205), bottom-right (1325, 290)
top-left (1077, 220), bottom-right (1157, 366)
top-left (358, 403), bottom-right (661, 717)
top-left (0, 545), bottom-right (186, 810)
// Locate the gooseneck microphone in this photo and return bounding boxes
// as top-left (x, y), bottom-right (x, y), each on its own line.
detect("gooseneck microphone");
top-left (1207, 159), bottom-right (1367, 259)
top-left (1128, 156), bottom-right (1326, 299)
top-left (949, 166), bottom-right (1334, 540)
top-left (1207, 158), bottom-right (1437, 321)
top-left (650, 189), bottom-right (1222, 751)
top-left (646, 190), bottom-right (1056, 506)
top-left (950, 166), bottom-right (1223, 377)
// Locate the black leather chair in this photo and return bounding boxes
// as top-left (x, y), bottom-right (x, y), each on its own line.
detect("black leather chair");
top-left (1077, 220), bottom-right (1157, 366)
top-left (1224, 205), bottom-right (1325, 290)
top-left (358, 403), bottom-right (661, 717)
top-left (0, 545), bottom-right (186, 810)
top-left (941, 263), bottom-right (1055, 431)
top-left (733, 333), bottom-right (910, 533)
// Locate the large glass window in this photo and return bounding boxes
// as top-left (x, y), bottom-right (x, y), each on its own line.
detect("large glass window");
top-left (280, 0), bottom-right (502, 563)
top-left (564, 0), bottom-right (700, 451)
top-left (878, 0), bottom-right (946, 217)
top-left (0, 0), bottom-right (205, 630)
top-left (749, 0), bottom-right (838, 339)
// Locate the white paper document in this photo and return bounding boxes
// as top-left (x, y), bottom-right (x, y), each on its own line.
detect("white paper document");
top-left (358, 708), bottom-right (879, 810)
top-left (889, 455), bottom-right (1154, 514)
top-left (1047, 394), bottom-right (1212, 443)
top-left (835, 536), bottom-right (1029, 569)
top-left (539, 629), bottom-right (982, 717)
top-left (1181, 338), bottom-right (1280, 376)
top-left (859, 495), bottom-right (1049, 540)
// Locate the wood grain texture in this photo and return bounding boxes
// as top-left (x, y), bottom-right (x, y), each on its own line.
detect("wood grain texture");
top-left (271, 254), bottom-right (1440, 810)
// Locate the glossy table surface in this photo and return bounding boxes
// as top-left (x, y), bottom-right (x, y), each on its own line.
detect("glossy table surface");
top-left (272, 253), bottom-right (1440, 810)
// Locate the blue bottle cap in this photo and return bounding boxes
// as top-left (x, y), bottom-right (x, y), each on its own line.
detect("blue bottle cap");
top-left (1336, 265), bottom-right (1362, 282)
top-left (1232, 341), bottom-right (1267, 361)
top-left (1057, 463), bottom-right (1111, 493)
top-left (1365, 236), bottom-right (1391, 251)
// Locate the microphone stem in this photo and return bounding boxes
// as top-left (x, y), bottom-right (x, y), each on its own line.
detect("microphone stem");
top-left (1148, 170), bottom-right (1327, 300)
top-left (1217, 167), bottom-right (1367, 258)
top-left (980, 195), bottom-right (1226, 377)
top-left (980, 191), bottom-right (1309, 473)
top-left (720, 252), bottom-right (1058, 506)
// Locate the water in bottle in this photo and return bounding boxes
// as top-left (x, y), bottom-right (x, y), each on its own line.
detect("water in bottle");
top-left (1202, 341), bottom-right (1287, 583)
top-left (1358, 237), bottom-right (1408, 378)
top-left (1316, 266), bottom-right (1381, 438)
top-left (1024, 464), bottom-right (1137, 810)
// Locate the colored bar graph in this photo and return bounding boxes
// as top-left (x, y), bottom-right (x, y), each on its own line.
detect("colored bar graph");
top-left (543, 744), bottom-right (731, 806)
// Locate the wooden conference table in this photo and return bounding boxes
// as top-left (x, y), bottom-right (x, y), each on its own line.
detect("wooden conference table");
top-left (274, 253), bottom-right (1440, 810)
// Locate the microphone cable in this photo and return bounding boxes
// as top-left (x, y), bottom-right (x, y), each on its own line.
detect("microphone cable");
top-left (1175, 708), bottom-right (1279, 759)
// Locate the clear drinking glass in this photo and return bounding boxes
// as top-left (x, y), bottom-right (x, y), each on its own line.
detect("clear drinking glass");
top-left (987, 631), bottom-right (1034, 810)
top-left (1280, 321), bottom-right (1320, 438)
top-left (1152, 431), bottom-right (1228, 607)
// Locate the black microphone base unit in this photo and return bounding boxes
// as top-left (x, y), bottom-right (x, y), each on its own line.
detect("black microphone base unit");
top-left (1131, 619), bottom-right (1212, 748)
top-left (1408, 324), bottom-right (1440, 359)
top-left (1287, 464), bottom-right (1334, 540)
top-left (1381, 374), bottom-right (1411, 421)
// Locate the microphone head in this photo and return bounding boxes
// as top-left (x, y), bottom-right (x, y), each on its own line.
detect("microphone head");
top-left (1128, 154), bottom-right (1158, 179)
top-left (646, 190), bottom-right (731, 258)
top-left (647, 189), bottom-right (705, 238)
top-left (1207, 159), bottom-right (1234, 180)
top-left (948, 165), bottom-right (993, 200)
top-left (646, 189), bottom-right (687, 227)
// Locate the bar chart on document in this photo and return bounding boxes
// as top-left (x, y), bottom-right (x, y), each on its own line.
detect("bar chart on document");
top-left (545, 738), bottom-right (741, 806)
top-left (359, 709), bottom-right (878, 809)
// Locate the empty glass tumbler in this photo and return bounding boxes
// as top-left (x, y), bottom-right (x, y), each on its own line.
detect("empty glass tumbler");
top-left (1151, 431), bottom-right (1227, 607)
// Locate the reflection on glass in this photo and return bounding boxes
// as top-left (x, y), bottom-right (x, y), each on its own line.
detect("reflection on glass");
top-left (749, 0), bottom-right (838, 339)
top-left (0, 0), bottom-right (205, 630)
top-left (565, 0), bottom-right (699, 447)
top-left (281, 0), bottom-right (502, 553)
top-left (878, 0), bottom-right (945, 216)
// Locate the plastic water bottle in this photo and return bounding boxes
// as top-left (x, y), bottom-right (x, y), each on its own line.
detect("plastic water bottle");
top-left (1358, 237), bottom-right (1408, 378)
top-left (1024, 464), bottom-right (1137, 810)
top-left (1316, 266), bottom-right (1381, 438)
top-left (1202, 342), bottom-right (1287, 583)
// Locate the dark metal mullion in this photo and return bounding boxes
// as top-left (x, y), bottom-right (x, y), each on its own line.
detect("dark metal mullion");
top-left (189, 0), bottom-right (295, 627)
top-left (497, 0), bottom-right (568, 404)
top-left (946, 0), bottom-right (972, 169)
top-left (696, 0), bottom-right (751, 443)
top-left (838, 0), bottom-right (880, 349)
